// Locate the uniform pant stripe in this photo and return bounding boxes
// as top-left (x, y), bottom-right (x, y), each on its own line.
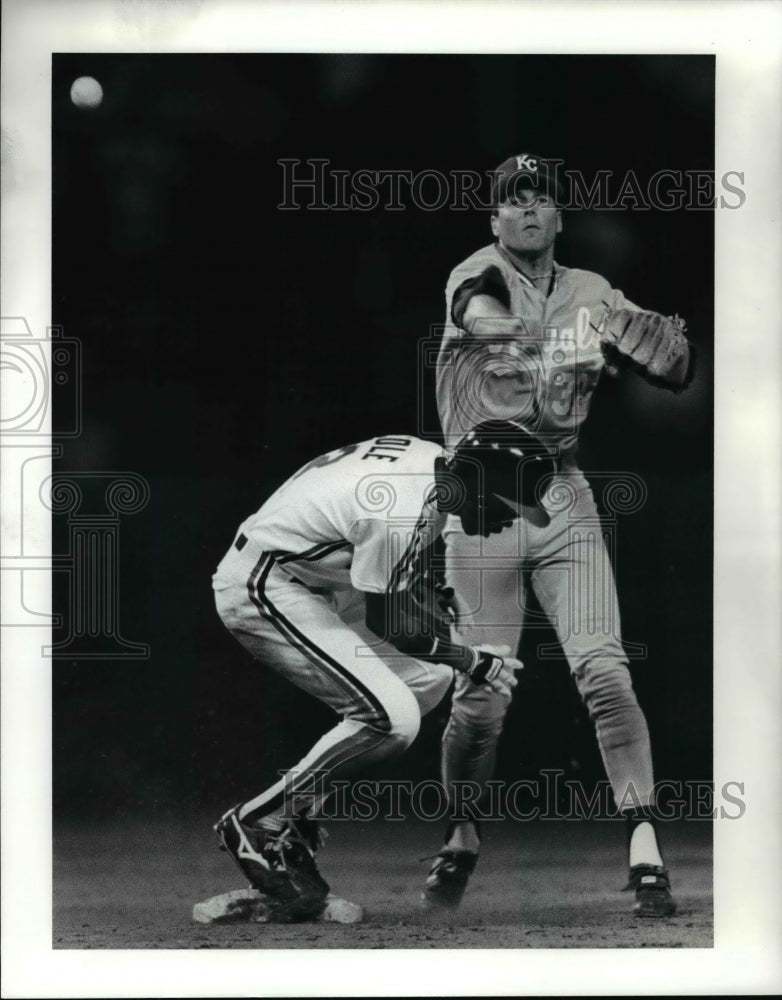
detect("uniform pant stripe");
top-left (248, 554), bottom-right (370, 708)
top-left (243, 727), bottom-right (389, 818)
top-left (277, 539), bottom-right (351, 565)
top-left (247, 553), bottom-right (392, 729)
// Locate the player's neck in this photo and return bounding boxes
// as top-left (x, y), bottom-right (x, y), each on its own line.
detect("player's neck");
top-left (498, 242), bottom-right (556, 283)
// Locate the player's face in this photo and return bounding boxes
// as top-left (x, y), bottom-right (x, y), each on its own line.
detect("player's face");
top-left (491, 189), bottom-right (562, 254)
top-left (458, 493), bottom-right (518, 537)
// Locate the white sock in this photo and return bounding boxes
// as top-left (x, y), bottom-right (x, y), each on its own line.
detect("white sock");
top-left (629, 821), bottom-right (664, 868)
top-left (446, 821), bottom-right (480, 854)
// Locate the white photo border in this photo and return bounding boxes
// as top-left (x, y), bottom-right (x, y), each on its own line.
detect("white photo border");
top-left (2, 0), bottom-right (780, 996)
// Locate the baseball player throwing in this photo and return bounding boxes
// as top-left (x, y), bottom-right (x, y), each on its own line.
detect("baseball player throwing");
top-left (212, 423), bottom-right (552, 920)
top-left (423, 153), bottom-right (695, 918)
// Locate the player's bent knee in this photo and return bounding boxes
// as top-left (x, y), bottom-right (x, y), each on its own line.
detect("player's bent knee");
top-left (365, 712), bottom-right (419, 758)
top-left (386, 702), bottom-right (421, 749)
top-left (415, 663), bottom-right (455, 716)
top-left (446, 681), bottom-right (511, 745)
top-left (357, 684), bottom-right (421, 751)
top-left (573, 657), bottom-right (638, 718)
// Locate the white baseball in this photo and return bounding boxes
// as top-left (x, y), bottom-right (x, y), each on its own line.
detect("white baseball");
top-left (70, 76), bottom-right (103, 109)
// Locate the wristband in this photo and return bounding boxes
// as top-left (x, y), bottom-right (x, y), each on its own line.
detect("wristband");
top-left (427, 638), bottom-right (504, 685)
top-left (466, 648), bottom-right (505, 685)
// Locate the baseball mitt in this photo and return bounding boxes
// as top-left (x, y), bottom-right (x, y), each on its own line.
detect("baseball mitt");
top-left (599, 306), bottom-right (694, 391)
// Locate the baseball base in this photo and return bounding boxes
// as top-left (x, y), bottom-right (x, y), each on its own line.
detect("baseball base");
top-left (193, 888), bottom-right (364, 925)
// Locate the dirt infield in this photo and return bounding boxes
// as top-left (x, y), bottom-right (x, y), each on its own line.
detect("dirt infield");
top-left (54, 813), bottom-right (712, 949)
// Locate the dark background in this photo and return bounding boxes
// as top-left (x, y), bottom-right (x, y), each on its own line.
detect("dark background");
top-left (52, 54), bottom-right (713, 822)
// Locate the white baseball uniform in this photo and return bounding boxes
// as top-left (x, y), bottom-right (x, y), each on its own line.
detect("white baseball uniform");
top-left (212, 435), bottom-right (453, 821)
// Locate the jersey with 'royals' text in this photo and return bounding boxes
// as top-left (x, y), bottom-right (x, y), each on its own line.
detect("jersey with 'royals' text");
top-left (436, 244), bottom-right (642, 453)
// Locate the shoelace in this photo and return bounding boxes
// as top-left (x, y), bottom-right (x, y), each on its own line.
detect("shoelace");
top-left (258, 829), bottom-right (298, 874)
top-left (266, 822), bottom-right (329, 864)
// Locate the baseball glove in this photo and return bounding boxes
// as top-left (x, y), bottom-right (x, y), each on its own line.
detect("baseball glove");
top-left (599, 306), bottom-right (694, 391)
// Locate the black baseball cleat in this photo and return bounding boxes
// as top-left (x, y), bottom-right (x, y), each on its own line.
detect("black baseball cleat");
top-left (421, 848), bottom-right (478, 910)
top-left (214, 806), bottom-right (330, 921)
top-left (289, 812), bottom-right (328, 854)
top-left (625, 864), bottom-right (677, 918)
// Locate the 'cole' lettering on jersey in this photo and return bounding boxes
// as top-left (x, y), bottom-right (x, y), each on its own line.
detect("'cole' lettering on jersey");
top-left (361, 436), bottom-right (413, 462)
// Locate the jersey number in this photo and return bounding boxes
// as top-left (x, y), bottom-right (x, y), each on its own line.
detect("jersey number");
top-left (288, 444), bottom-right (359, 484)
top-left (548, 367), bottom-right (600, 417)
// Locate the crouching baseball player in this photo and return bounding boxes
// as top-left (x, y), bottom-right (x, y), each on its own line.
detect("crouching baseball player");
top-left (212, 421), bottom-right (553, 921)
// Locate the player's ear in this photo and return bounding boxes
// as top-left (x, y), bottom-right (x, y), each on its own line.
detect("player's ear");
top-left (556, 209), bottom-right (563, 234)
top-left (490, 211), bottom-right (500, 238)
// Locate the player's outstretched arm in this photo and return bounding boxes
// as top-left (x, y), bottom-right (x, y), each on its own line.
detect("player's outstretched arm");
top-left (449, 264), bottom-right (534, 349)
top-left (461, 293), bottom-right (530, 344)
top-left (451, 290), bottom-right (543, 417)
top-left (364, 591), bottom-right (522, 698)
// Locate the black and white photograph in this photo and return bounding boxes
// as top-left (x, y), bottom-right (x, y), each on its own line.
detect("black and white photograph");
top-left (2, 1), bottom-right (780, 996)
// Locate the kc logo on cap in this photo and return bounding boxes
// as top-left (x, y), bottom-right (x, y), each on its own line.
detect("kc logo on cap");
top-left (515, 154), bottom-right (538, 172)
top-left (491, 152), bottom-right (563, 206)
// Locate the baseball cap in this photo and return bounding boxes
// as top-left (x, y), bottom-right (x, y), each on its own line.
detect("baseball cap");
top-left (491, 153), bottom-right (564, 206)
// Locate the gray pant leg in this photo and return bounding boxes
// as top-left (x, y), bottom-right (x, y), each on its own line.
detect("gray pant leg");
top-left (530, 485), bottom-right (654, 808)
top-left (440, 519), bottom-right (523, 807)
